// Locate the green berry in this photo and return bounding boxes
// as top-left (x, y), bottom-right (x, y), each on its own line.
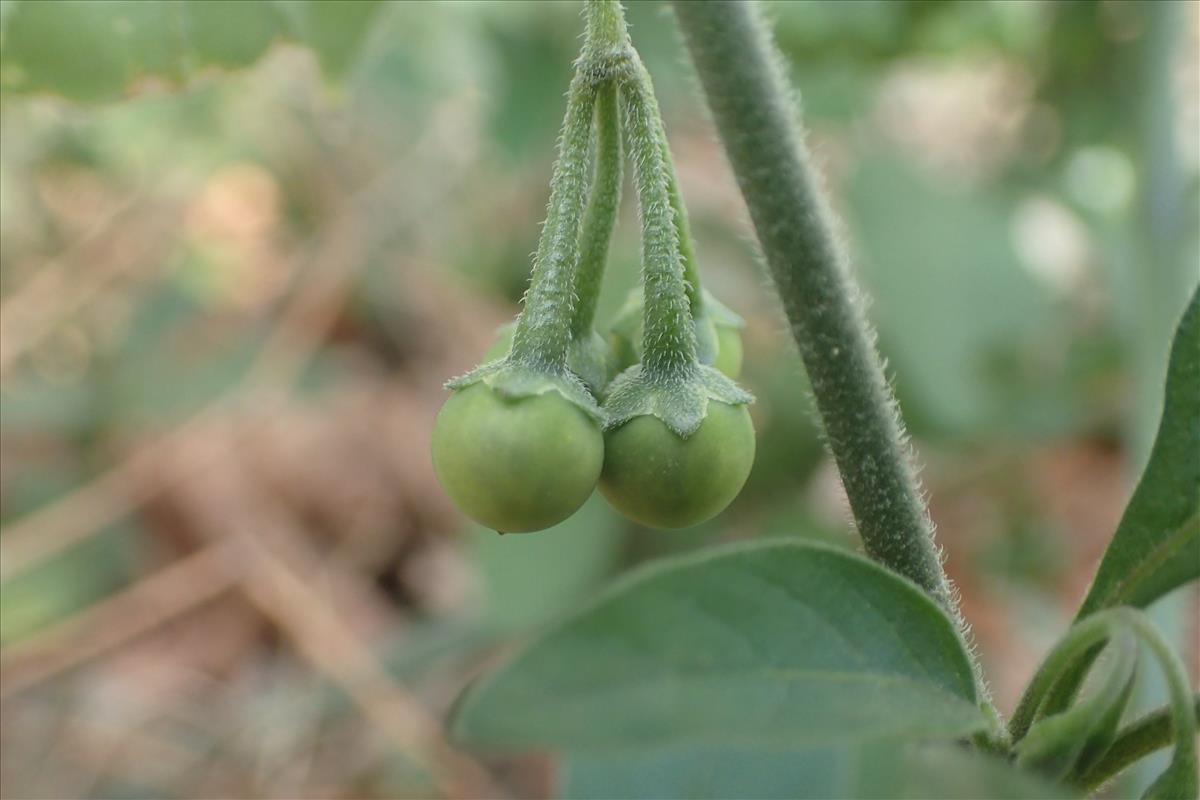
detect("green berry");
top-left (432, 382), bottom-right (604, 532)
top-left (713, 323), bottom-right (743, 377)
top-left (600, 401), bottom-right (755, 529)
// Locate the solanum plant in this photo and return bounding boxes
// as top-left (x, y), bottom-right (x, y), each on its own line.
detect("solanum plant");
top-left (438, 2), bottom-right (1200, 798)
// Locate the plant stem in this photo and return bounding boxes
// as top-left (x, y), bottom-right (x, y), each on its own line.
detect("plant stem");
top-left (582, 0), bottom-right (628, 65)
top-left (508, 70), bottom-right (597, 370)
top-left (509, 1), bottom-right (629, 370)
top-left (1077, 695), bottom-right (1200, 792)
top-left (570, 81), bottom-right (621, 338)
top-left (670, 1), bottom-right (954, 617)
top-left (619, 50), bottom-right (697, 379)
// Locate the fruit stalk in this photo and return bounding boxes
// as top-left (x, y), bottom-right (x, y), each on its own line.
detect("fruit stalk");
top-left (570, 82), bottom-right (622, 338)
top-left (582, 0), bottom-right (628, 65)
top-left (653, 70), bottom-right (704, 318)
top-left (508, 58), bottom-right (599, 369)
top-left (618, 52), bottom-right (697, 379)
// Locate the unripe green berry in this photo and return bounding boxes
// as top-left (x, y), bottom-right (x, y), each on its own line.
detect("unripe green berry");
top-left (432, 382), bottom-right (603, 533)
top-left (600, 401), bottom-right (755, 529)
top-left (713, 323), bottom-right (743, 377)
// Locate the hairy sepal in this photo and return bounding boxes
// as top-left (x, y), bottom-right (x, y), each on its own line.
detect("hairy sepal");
top-left (446, 358), bottom-right (604, 423)
top-left (603, 363), bottom-right (752, 436)
top-left (486, 321), bottom-right (615, 399)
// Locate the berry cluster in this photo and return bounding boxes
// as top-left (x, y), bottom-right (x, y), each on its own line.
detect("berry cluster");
top-left (432, 0), bottom-right (754, 533)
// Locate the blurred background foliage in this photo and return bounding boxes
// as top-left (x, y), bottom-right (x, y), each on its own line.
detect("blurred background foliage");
top-left (0, 1), bottom-right (1196, 798)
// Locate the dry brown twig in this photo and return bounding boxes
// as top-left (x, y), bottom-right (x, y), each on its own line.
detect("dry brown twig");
top-left (3, 416), bottom-right (495, 796)
top-left (0, 96), bottom-right (492, 798)
top-left (0, 539), bottom-right (242, 700)
top-left (0, 206), bottom-right (366, 583)
top-left (0, 97), bottom-right (475, 586)
top-left (166, 433), bottom-right (493, 799)
top-left (0, 195), bottom-right (177, 378)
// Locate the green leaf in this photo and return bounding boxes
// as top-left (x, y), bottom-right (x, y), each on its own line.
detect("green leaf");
top-left (563, 741), bottom-right (1073, 800)
top-left (1014, 629), bottom-right (1138, 780)
top-left (468, 494), bottom-right (624, 633)
top-left (563, 743), bottom-right (840, 800)
top-left (1077, 286), bottom-right (1199, 616)
top-left (1009, 609), bottom-right (1198, 796)
top-left (451, 541), bottom-right (987, 751)
top-left (1077, 695), bottom-right (1200, 792)
top-left (0, 0), bottom-right (383, 103)
top-left (272, 0), bottom-right (383, 77)
top-left (847, 154), bottom-right (1062, 438)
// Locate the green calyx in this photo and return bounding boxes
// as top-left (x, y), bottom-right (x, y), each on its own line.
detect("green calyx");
top-left (447, 359), bottom-right (603, 423)
top-left (603, 363), bottom-right (752, 437)
top-left (485, 320), bottom-right (617, 399)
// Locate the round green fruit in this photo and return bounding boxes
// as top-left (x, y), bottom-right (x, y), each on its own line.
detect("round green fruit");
top-left (712, 323), bottom-right (743, 378)
top-left (600, 401), bottom-right (755, 529)
top-left (432, 382), bottom-right (603, 532)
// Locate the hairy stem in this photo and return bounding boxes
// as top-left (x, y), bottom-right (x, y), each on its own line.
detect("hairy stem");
top-left (619, 51), bottom-right (697, 379)
top-left (657, 90), bottom-right (703, 317)
top-left (508, 70), bottom-right (597, 369)
top-left (670, 1), bottom-right (954, 616)
top-left (571, 82), bottom-right (622, 338)
top-left (508, 0), bottom-right (628, 370)
top-left (582, 0), bottom-right (628, 65)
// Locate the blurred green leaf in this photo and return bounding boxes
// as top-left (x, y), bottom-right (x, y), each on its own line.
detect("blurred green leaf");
top-left (0, 0), bottom-right (383, 102)
top-left (468, 4), bottom-right (580, 163)
top-left (563, 741), bottom-right (1072, 800)
top-left (468, 493), bottom-right (624, 633)
top-left (846, 154), bottom-right (1065, 437)
top-left (1077, 287), bottom-right (1199, 617)
top-left (740, 360), bottom-right (824, 499)
top-left (0, 523), bottom-right (139, 645)
top-left (0, 380), bottom-right (97, 435)
top-left (272, 0), bottom-right (381, 77)
top-left (452, 541), bottom-right (985, 750)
